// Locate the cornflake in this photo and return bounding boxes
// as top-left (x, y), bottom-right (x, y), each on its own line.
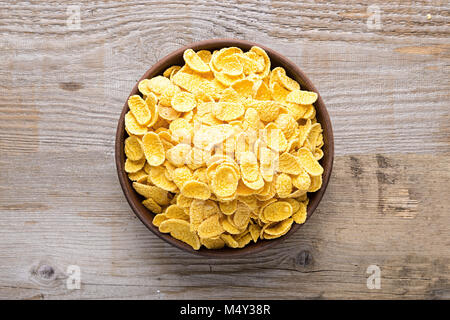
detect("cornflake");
top-left (124, 46), bottom-right (325, 250)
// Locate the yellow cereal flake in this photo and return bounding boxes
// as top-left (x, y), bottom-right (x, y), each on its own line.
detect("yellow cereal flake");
top-left (189, 199), bottom-right (219, 232)
top-left (128, 95), bottom-right (151, 125)
top-left (196, 50), bottom-right (212, 63)
top-left (244, 108), bottom-right (261, 129)
top-left (234, 53), bottom-right (263, 75)
top-left (220, 233), bottom-right (239, 248)
top-left (142, 198), bottom-right (162, 214)
top-left (263, 201), bottom-right (293, 222)
top-left (275, 113), bottom-right (297, 139)
top-left (125, 112), bottom-right (148, 136)
top-left (278, 152), bottom-right (302, 175)
top-left (250, 46), bottom-right (270, 78)
top-left (242, 174), bottom-right (264, 191)
top-left (253, 80), bottom-right (272, 100)
top-left (125, 157), bottom-right (145, 173)
top-left (275, 173), bottom-right (293, 198)
top-left (197, 82), bottom-right (221, 101)
top-left (128, 170), bottom-right (147, 182)
top-left (193, 167), bottom-right (208, 184)
top-left (247, 100), bottom-right (280, 122)
top-left (164, 161), bottom-right (176, 181)
top-left (171, 91), bottom-right (197, 112)
top-left (193, 124), bottom-right (233, 150)
top-left (271, 67), bottom-right (300, 91)
top-left (201, 237), bottom-right (225, 249)
top-left (236, 232), bottom-right (252, 248)
top-left (214, 71), bottom-right (244, 87)
top-left (255, 180), bottom-right (275, 199)
top-left (239, 151), bottom-right (259, 182)
top-left (132, 182), bottom-right (170, 205)
top-left (231, 79), bottom-right (254, 98)
top-left (249, 224), bottom-right (261, 242)
top-left (152, 213), bottom-right (168, 227)
top-left (169, 118), bottom-right (193, 143)
top-left (158, 105), bottom-right (181, 121)
top-left (264, 217), bottom-right (294, 236)
top-left (138, 79), bottom-right (152, 96)
top-left (219, 200), bottom-right (237, 215)
top-left (163, 65), bottom-right (181, 78)
top-left (149, 166), bottom-right (178, 192)
top-left (307, 123), bottom-right (322, 147)
top-left (287, 189), bottom-right (307, 199)
top-left (220, 55), bottom-right (243, 76)
top-left (292, 167), bottom-right (311, 191)
top-left (181, 180), bottom-right (211, 200)
top-left (283, 102), bottom-right (307, 120)
top-left (236, 179), bottom-right (257, 196)
top-left (219, 87), bottom-right (241, 103)
top-left (198, 214), bottom-right (224, 238)
top-left (183, 49), bottom-right (211, 73)
top-left (292, 202), bottom-right (307, 224)
top-left (142, 132), bottom-right (165, 166)
top-left (165, 204), bottom-right (190, 221)
top-left (148, 75), bottom-right (171, 95)
top-left (297, 147), bottom-right (323, 176)
top-left (285, 198), bottom-right (300, 213)
top-left (259, 146), bottom-right (277, 182)
top-left (159, 219), bottom-right (201, 250)
top-left (308, 174), bottom-right (322, 192)
top-left (190, 148), bottom-right (212, 167)
top-left (296, 119), bottom-right (312, 147)
top-left (212, 165), bottom-right (239, 198)
top-left (314, 148), bottom-right (324, 160)
top-left (212, 47), bottom-right (243, 71)
top-left (172, 67), bottom-right (211, 93)
top-left (151, 117), bottom-right (169, 131)
top-left (159, 83), bottom-right (180, 107)
top-left (264, 124), bottom-right (288, 153)
top-left (271, 81), bottom-right (290, 103)
top-left (145, 93), bottom-right (159, 127)
top-left (212, 102), bottom-right (245, 121)
top-left (166, 143), bottom-right (191, 167)
top-left (238, 195), bottom-right (259, 213)
top-left (158, 130), bottom-right (178, 146)
top-left (176, 193), bottom-right (193, 208)
top-left (286, 89), bottom-right (318, 105)
top-left (172, 166), bottom-right (194, 189)
top-left (221, 217), bottom-right (242, 234)
top-left (233, 202), bottom-right (251, 229)
top-left (302, 104), bottom-right (316, 119)
top-left (124, 136), bottom-right (143, 161)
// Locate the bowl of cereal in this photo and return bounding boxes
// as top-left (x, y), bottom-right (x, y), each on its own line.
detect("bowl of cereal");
top-left (115, 39), bottom-right (334, 257)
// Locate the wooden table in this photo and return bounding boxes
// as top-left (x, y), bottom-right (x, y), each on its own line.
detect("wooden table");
top-left (0, 0), bottom-right (448, 300)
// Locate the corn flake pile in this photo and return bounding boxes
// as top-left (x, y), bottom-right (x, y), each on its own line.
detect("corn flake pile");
top-left (124, 46), bottom-right (324, 250)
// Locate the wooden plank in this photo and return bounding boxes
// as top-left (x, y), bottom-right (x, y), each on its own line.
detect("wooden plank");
top-left (0, 153), bottom-right (448, 299)
top-left (0, 0), bottom-right (448, 299)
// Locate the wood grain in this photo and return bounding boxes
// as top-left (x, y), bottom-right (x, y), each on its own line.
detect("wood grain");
top-left (0, 0), bottom-right (449, 299)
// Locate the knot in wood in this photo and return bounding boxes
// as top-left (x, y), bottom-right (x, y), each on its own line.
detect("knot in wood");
top-left (37, 264), bottom-right (55, 280)
top-left (296, 250), bottom-right (313, 267)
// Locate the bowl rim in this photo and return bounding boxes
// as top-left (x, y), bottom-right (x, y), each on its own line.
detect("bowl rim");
top-left (115, 38), bottom-right (334, 258)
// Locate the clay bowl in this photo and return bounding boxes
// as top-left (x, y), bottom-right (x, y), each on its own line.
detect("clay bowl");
top-left (115, 39), bottom-right (334, 257)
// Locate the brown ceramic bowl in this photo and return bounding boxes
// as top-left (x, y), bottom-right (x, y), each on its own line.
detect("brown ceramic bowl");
top-left (115, 39), bottom-right (334, 258)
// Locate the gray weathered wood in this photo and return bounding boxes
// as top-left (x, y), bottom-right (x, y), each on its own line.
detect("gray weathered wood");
top-left (0, 0), bottom-right (449, 299)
